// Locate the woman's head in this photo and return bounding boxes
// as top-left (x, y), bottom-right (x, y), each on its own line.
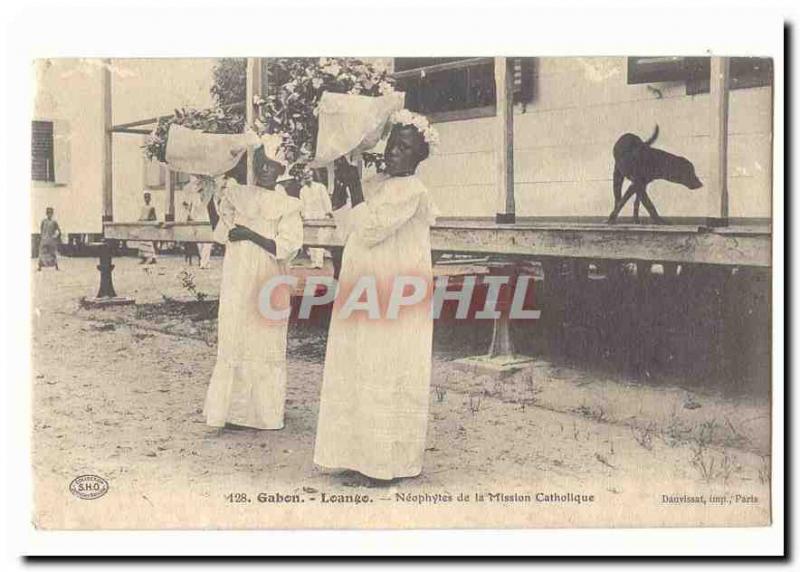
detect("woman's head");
top-left (45, 207), bottom-right (54, 218)
top-left (253, 146), bottom-right (286, 188)
top-left (384, 124), bottom-right (430, 177)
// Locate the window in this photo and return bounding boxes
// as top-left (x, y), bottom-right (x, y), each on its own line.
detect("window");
top-left (32, 121), bottom-right (55, 182)
top-left (627, 57), bottom-right (773, 95)
top-left (393, 58), bottom-right (535, 121)
top-left (145, 158), bottom-right (191, 190)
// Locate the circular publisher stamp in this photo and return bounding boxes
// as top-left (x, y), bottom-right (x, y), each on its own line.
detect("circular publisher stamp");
top-left (69, 475), bottom-right (109, 500)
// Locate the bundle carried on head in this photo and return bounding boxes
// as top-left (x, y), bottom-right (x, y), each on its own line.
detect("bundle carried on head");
top-left (144, 58), bottom-right (394, 179)
top-left (143, 107), bottom-right (245, 164)
top-left (163, 124), bottom-right (260, 177)
top-left (309, 91), bottom-right (406, 167)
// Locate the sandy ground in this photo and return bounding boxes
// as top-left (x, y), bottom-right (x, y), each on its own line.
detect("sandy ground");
top-left (31, 254), bottom-right (772, 529)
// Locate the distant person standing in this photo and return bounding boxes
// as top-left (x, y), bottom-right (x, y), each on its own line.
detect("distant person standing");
top-left (182, 179), bottom-right (214, 269)
top-left (299, 173), bottom-right (333, 268)
top-left (37, 207), bottom-right (61, 271)
top-left (138, 192), bottom-right (158, 265)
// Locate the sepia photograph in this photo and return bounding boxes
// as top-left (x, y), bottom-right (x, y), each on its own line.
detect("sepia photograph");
top-left (1, 1), bottom-right (786, 558)
top-left (27, 53), bottom-right (775, 531)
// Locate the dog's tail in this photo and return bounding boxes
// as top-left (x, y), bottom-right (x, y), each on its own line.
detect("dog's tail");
top-left (644, 124), bottom-right (659, 146)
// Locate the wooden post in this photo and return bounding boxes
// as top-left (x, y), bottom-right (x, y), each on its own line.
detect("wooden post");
top-left (88, 58), bottom-right (133, 306)
top-left (101, 58), bottom-right (113, 224)
top-left (494, 57), bottom-right (515, 224)
top-left (708, 56), bottom-right (730, 226)
top-left (97, 58), bottom-right (115, 299)
top-left (463, 57), bottom-right (528, 373)
top-left (165, 169), bottom-right (176, 222)
top-left (486, 263), bottom-right (519, 358)
top-left (246, 57), bottom-right (267, 185)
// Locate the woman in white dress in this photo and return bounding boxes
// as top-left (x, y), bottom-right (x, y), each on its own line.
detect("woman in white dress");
top-left (203, 147), bottom-right (303, 430)
top-left (314, 114), bottom-right (439, 479)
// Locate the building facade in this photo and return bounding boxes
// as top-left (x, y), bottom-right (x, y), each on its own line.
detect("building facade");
top-left (32, 58), bottom-right (216, 240)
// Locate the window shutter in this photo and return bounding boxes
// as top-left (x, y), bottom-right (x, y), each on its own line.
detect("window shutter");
top-left (512, 58), bottom-right (536, 104)
top-left (32, 121), bottom-right (55, 182)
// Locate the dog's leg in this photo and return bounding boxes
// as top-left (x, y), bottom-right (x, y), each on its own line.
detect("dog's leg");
top-left (607, 183), bottom-right (638, 224)
top-left (612, 166), bottom-right (623, 207)
top-left (633, 195), bottom-right (641, 224)
top-left (638, 188), bottom-right (669, 224)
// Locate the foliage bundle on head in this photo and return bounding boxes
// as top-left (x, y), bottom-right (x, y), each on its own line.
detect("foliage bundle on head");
top-left (142, 57), bottom-right (396, 175)
top-left (143, 106), bottom-right (246, 163)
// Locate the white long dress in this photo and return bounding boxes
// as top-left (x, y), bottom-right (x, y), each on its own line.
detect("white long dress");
top-left (313, 174), bottom-right (439, 479)
top-left (203, 181), bottom-right (303, 429)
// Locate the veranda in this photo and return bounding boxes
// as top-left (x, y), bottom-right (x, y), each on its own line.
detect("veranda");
top-left (93, 57), bottom-right (772, 373)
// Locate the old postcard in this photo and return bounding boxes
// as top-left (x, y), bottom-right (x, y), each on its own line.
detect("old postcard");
top-left (28, 53), bottom-right (776, 533)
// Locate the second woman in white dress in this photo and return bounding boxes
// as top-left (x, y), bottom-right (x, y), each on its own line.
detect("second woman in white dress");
top-left (203, 148), bottom-right (303, 430)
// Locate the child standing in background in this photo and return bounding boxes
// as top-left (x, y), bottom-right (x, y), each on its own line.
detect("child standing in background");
top-left (37, 207), bottom-right (61, 271)
top-left (138, 192), bottom-right (158, 265)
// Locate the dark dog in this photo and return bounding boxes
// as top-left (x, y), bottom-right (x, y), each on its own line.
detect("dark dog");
top-left (607, 125), bottom-right (702, 224)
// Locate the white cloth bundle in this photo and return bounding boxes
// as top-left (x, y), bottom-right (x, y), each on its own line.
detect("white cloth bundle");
top-left (309, 91), bottom-right (405, 167)
top-left (165, 124), bottom-right (262, 177)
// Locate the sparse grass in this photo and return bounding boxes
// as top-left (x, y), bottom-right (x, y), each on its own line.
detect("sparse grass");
top-left (717, 451), bottom-right (742, 483)
top-left (695, 419), bottom-right (718, 448)
top-left (688, 420), bottom-right (742, 484)
top-left (661, 412), bottom-right (694, 447)
top-left (468, 393), bottom-right (482, 415)
top-left (573, 402), bottom-right (608, 423)
top-left (519, 373), bottom-right (542, 411)
top-left (595, 452), bottom-right (615, 469)
top-left (631, 421), bottom-right (657, 450)
top-left (178, 269), bottom-right (207, 302)
top-left (721, 416), bottom-right (752, 449)
top-left (689, 443), bottom-right (716, 483)
top-left (481, 376), bottom-right (504, 399)
top-left (690, 445), bottom-right (741, 484)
